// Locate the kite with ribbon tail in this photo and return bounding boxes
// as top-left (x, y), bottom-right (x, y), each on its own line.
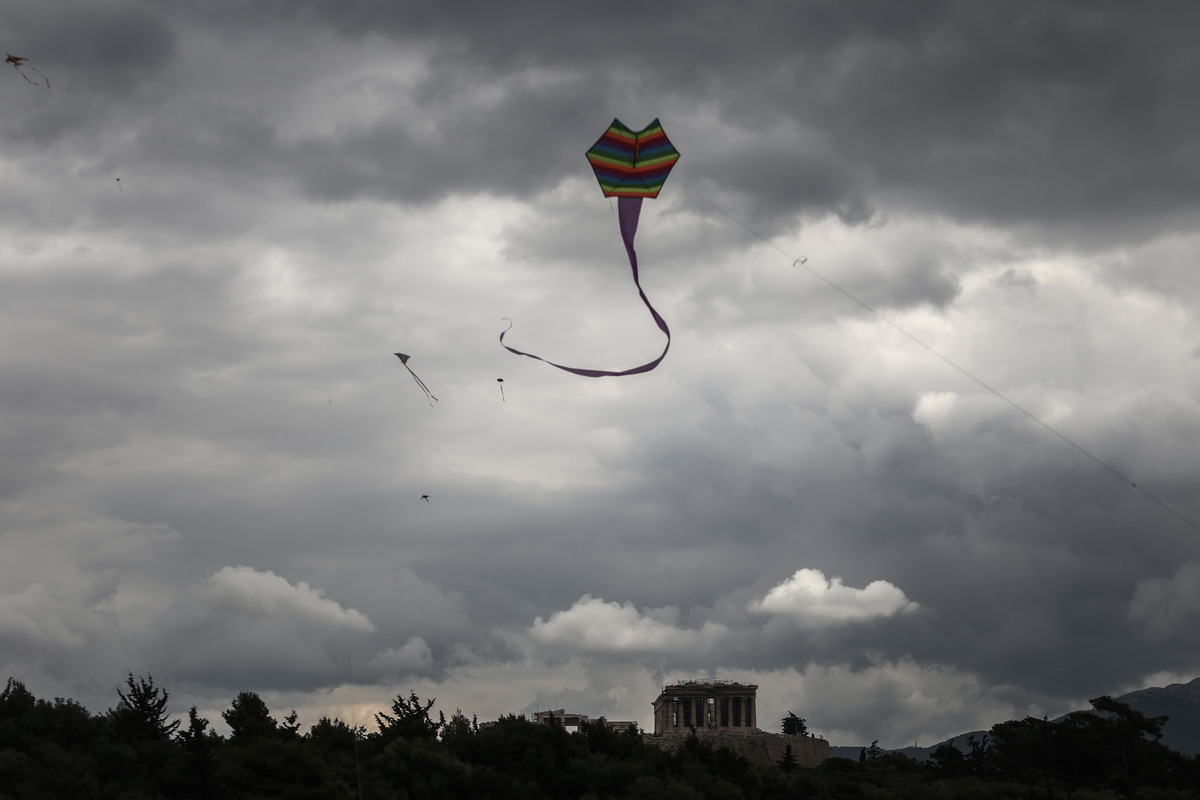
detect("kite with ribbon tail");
top-left (5, 54), bottom-right (49, 87)
top-left (394, 353), bottom-right (438, 406)
top-left (501, 119), bottom-right (679, 377)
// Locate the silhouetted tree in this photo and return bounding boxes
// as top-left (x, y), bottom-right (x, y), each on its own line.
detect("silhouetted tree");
top-left (778, 742), bottom-right (799, 772)
top-left (7, 670), bottom-right (1199, 800)
top-left (176, 705), bottom-right (219, 797)
top-left (308, 715), bottom-right (359, 748)
top-left (578, 718), bottom-right (647, 762)
top-left (374, 690), bottom-right (445, 744)
top-left (109, 672), bottom-right (179, 742)
top-left (0, 677), bottom-right (36, 722)
top-left (222, 691), bottom-right (278, 743)
top-left (929, 741), bottom-right (968, 778)
top-left (992, 718), bottom-right (1062, 792)
top-left (964, 732), bottom-right (992, 778)
top-left (1089, 694), bottom-right (1169, 782)
top-left (781, 710), bottom-right (808, 737)
top-left (307, 717), bottom-right (366, 798)
top-left (280, 708), bottom-right (301, 739)
top-left (441, 708), bottom-right (475, 756)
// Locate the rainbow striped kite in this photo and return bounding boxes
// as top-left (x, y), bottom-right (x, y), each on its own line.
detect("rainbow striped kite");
top-left (500, 119), bottom-right (680, 378)
top-left (585, 119), bottom-right (680, 198)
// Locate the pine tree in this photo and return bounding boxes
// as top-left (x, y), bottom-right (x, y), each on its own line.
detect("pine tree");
top-left (177, 706), bottom-right (218, 797)
top-left (777, 742), bottom-right (798, 772)
top-left (110, 672), bottom-right (180, 742)
top-left (373, 690), bottom-right (444, 743)
top-left (781, 711), bottom-right (808, 737)
top-left (222, 691), bottom-right (278, 743)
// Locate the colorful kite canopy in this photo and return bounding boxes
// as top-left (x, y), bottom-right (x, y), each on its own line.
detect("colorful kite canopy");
top-left (585, 119), bottom-right (680, 198)
top-left (500, 118), bottom-right (679, 377)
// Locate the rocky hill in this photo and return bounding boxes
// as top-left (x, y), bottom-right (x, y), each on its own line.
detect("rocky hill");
top-left (1101, 675), bottom-right (1200, 756)
top-left (831, 676), bottom-right (1200, 759)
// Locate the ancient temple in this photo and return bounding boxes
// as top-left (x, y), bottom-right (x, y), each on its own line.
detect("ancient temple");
top-left (651, 680), bottom-right (758, 735)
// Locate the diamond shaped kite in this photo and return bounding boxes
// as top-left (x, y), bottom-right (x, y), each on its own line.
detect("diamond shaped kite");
top-left (500, 118), bottom-right (680, 377)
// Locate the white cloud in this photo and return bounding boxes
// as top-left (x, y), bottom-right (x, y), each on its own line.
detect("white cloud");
top-left (750, 569), bottom-right (919, 625)
top-left (912, 391), bottom-right (959, 434)
top-left (529, 595), bottom-right (729, 658)
top-left (194, 566), bottom-right (375, 633)
top-left (151, 566), bottom-right (377, 690)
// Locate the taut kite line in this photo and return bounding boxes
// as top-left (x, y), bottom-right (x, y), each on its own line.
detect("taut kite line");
top-left (500, 118), bottom-right (680, 377)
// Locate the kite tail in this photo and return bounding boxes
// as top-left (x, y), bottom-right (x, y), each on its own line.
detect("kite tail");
top-left (499, 196), bottom-right (670, 377)
top-left (404, 364), bottom-right (438, 406)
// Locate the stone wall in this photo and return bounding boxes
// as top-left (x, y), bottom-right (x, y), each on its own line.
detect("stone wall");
top-left (647, 730), bottom-right (830, 768)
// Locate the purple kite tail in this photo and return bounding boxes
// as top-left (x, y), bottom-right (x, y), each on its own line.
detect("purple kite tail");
top-left (500, 197), bottom-right (670, 377)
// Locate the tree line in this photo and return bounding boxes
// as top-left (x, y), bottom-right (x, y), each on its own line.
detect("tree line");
top-left (2, 673), bottom-right (1198, 798)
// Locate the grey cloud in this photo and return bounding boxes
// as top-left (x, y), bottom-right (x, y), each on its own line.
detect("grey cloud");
top-left (41, 2), bottom-right (176, 89)
top-left (246, 0), bottom-right (1200, 242)
top-left (1129, 562), bottom-right (1200, 644)
top-left (152, 566), bottom-right (375, 691)
top-left (0, 506), bottom-right (180, 685)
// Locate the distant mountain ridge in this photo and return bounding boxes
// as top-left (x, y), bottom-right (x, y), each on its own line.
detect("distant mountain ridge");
top-left (1101, 675), bottom-right (1200, 756)
top-left (829, 676), bottom-right (1200, 760)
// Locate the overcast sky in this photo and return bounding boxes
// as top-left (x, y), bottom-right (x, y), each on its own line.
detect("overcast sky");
top-left (3, 0), bottom-right (1199, 747)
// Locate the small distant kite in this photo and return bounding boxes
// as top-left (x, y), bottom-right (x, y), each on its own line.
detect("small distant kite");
top-left (116, 178), bottom-right (122, 192)
top-left (394, 353), bottom-right (438, 406)
top-left (500, 118), bottom-right (680, 377)
top-left (6, 54), bottom-right (49, 87)
top-left (497, 378), bottom-right (505, 402)
top-left (421, 494), bottom-right (430, 502)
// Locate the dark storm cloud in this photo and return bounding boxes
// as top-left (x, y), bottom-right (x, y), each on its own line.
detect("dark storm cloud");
top-left (195, 0), bottom-right (1200, 242)
top-left (6, 1), bottom-right (175, 81)
top-left (1, 2), bottom-right (175, 150)
top-left (9, 0), bottom-right (1191, 245)
top-left (287, 72), bottom-right (599, 203)
top-left (38, 3), bottom-right (175, 90)
top-left (47, 0), bottom-right (1199, 242)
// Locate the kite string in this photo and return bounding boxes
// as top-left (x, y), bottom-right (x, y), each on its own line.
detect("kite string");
top-left (313, 261), bottom-right (350, 551)
top-left (674, 178), bottom-right (1200, 536)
